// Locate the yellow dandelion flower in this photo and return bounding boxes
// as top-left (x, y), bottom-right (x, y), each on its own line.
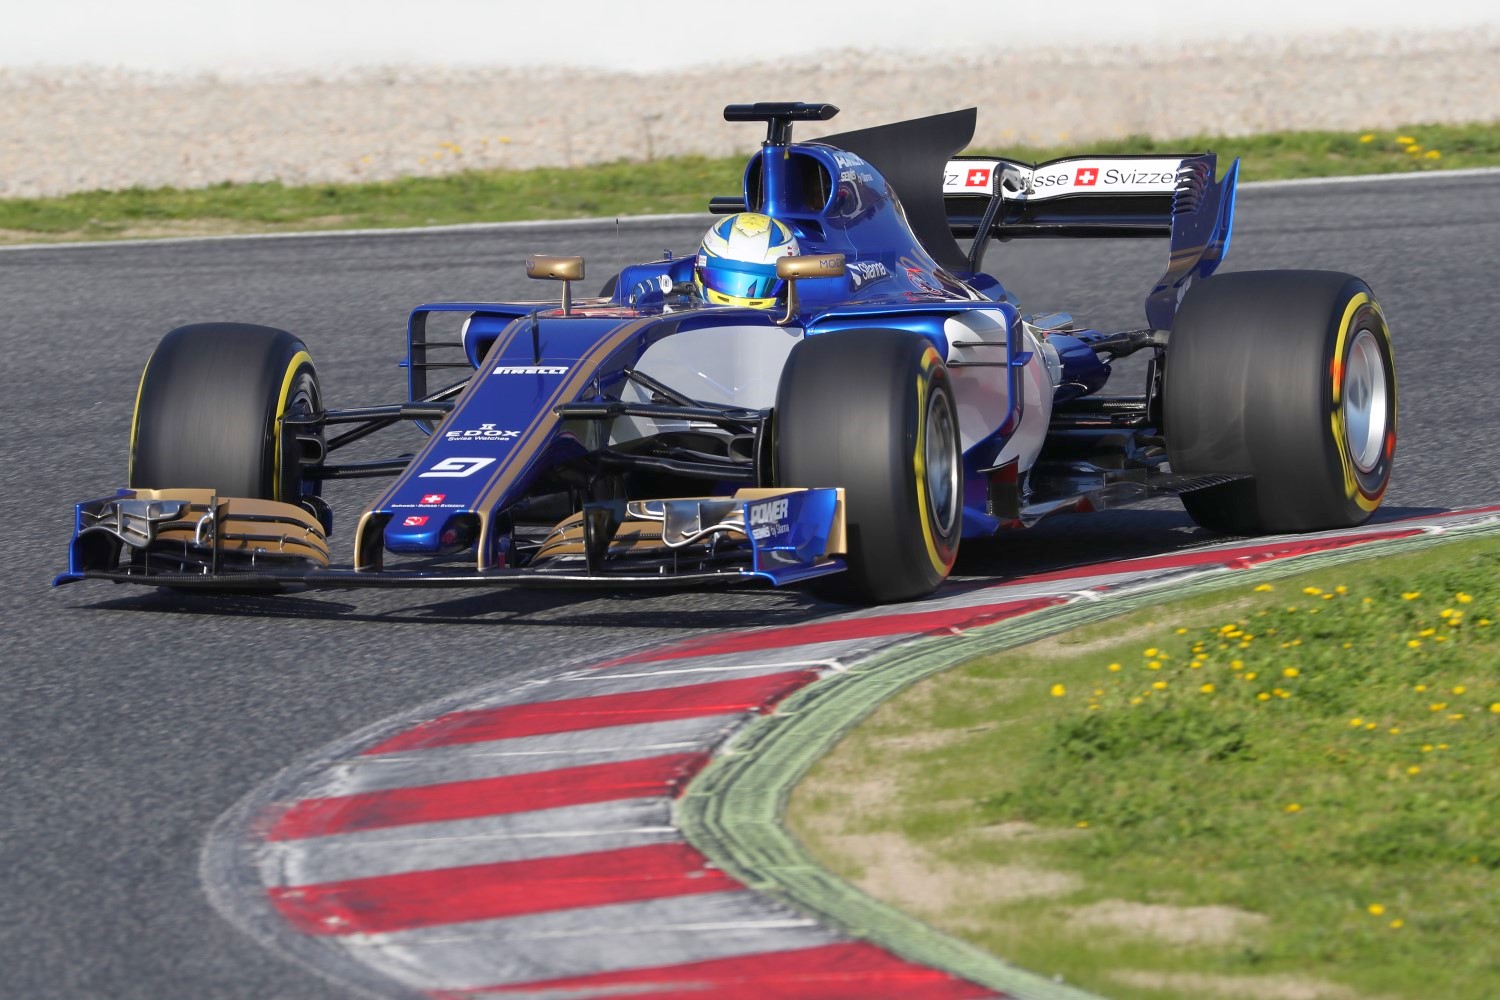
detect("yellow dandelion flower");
top-left (1448, 713), bottom-right (1465, 720)
top-left (1257, 692), bottom-right (1271, 701)
top-left (1335, 585), bottom-right (1348, 595)
top-left (1362, 596), bottom-right (1374, 604)
top-left (1130, 696), bottom-right (1143, 706)
top-left (1490, 703), bottom-right (1500, 714)
top-left (1254, 583), bottom-right (1274, 592)
top-left (1389, 727), bottom-right (1401, 735)
top-left (1076, 820), bottom-right (1090, 828)
top-left (1414, 684), bottom-right (1427, 692)
top-left (1152, 680), bottom-right (1168, 690)
top-left (1175, 628), bottom-right (1188, 634)
top-left (1148, 661), bottom-right (1162, 670)
top-left (1401, 592), bottom-right (1421, 600)
top-left (1276, 689), bottom-right (1291, 699)
top-left (1453, 685), bottom-right (1467, 695)
top-left (1200, 683), bottom-right (1215, 694)
top-left (1349, 717), bottom-right (1364, 727)
top-left (1144, 648), bottom-right (1160, 657)
top-left (1342, 642), bottom-right (1353, 649)
top-left (1303, 587), bottom-right (1323, 596)
top-left (1359, 133), bottom-right (1376, 143)
top-left (1479, 619), bottom-right (1492, 627)
top-left (1422, 744), bottom-right (1434, 752)
top-left (1419, 628), bottom-right (1436, 637)
top-left (1439, 608), bottom-right (1455, 618)
top-left (1108, 662), bottom-right (1122, 672)
top-left (1321, 593), bottom-right (1334, 601)
top-left (1283, 667), bottom-right (1300, 678)
top-left (1244, 672), bottom-right (1258, 681)
top-left (1050, 683), bottom-right (1067, 697)
top-left (1284, 802), bottom-right (1301, 812)
top-left (1429, 703), bottom-right (1447, 712)
top-left (1405, 144), bottom-right (1423, 155)
top-left (1408, 640), bottom-right (1422, 649)
top-left (1438, 743), bottom-right (1449, 749)
top-left (1390, 919), bottom-right (1405, 929)
top-left (1365, 721), bottom-right (1377, 730)
top-left (1424, 150), bottom-right (1441, 160)
top-left (1289, 639), bottom-right (1302, 646)
top-left (1407, 765), bottom-right (1421, 775)
top-left (1456, 592), bottom-right (1473, 603)
top-left (1231, 660), bottom-right (1244, 670)
top-left (1368, 903), bottom-right (1386, 915)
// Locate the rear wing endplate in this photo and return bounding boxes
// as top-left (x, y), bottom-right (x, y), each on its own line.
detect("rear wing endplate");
top-left (945, 152), bottom-right (1240, 329)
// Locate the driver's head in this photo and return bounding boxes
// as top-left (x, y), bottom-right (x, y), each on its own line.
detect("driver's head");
top-left (694, 213), bottom-right (799, 308)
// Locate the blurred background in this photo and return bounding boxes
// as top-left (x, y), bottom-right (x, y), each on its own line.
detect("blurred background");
top-left (2, 0), bottom-right (1498, 197)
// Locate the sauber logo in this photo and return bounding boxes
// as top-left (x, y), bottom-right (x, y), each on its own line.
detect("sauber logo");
top-left (494, 365), bottom-right (568, 375)
top-left (965, 168), bottom-right (991, 188)
top-left (403, 515), bottom-right (429, 527)
top-left (1074, 168), bottom-right (1099, 186)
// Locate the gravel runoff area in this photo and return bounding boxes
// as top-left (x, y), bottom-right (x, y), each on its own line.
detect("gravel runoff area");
top-left (3, 29), bottom-right (1498, 198)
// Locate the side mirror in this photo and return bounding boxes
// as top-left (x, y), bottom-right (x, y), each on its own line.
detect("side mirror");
top-left (526, 255), bottom-right (586, 315)
top-left (775, 253), bottom-right (846, 326)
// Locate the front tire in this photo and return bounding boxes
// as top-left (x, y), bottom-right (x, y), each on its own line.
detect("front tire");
top-left (129, 323), bottom-right (321, 502)
top-left (1165, 270), bottom-right (1395, 534)
top-left (776, 329), bottom-right (961, 603)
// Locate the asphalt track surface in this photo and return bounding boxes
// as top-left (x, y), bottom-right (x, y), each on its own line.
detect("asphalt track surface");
top-left (3, 172), bottom-right (1499, 999)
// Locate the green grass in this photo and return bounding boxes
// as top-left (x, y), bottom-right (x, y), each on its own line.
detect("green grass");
top-left (3, 122), bottom-right (1499, 244)
top-left (788, 536), bottom-right (1500, 1000)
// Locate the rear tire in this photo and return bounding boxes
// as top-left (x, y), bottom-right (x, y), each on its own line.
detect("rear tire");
top-left (1165, 270), bottom-right (1395, 534)
top-left (776, 329), bottom-right (961, 603)
top-left (129, 323), bottom-right (321, 502)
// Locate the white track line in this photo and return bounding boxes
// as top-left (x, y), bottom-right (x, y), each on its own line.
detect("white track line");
top-left (6, 166), bottom-right (1498, 254)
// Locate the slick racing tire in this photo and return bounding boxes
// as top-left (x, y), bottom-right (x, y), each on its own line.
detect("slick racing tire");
top-left (776, 328), bottom-right (961, 603)
top-left (1165, 271), bottom-right (1395, 535)
top-left (129, 323), bottom-right (322, 503)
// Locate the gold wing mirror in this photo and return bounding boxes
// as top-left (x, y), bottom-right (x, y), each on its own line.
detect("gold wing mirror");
top-left (776, 253), bottom-right (846, 325)
top-left (526, 255), bottom-right (586, 315)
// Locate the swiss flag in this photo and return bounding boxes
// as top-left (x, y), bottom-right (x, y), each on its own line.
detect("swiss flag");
top-left (1074, 167), bottom-right (1098, 186)
top-left (403, 515), bottom-right (429, 527)
top-left (964, 168), bottom-right (991, 188)
top-left (420, 493), bottom-right (446, 505)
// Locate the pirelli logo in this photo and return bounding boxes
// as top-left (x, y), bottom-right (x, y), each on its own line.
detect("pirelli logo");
top-left (494, 365), bottom-right (569, 375)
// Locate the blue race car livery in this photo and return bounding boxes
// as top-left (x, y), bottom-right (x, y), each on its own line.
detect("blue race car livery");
top-left (58, 103), bottom-right (1396, 603)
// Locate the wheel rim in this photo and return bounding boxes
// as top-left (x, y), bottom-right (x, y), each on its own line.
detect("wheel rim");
top-left (924, 386), bottom-right (960, 536)
top-left (1342, 329), bottom-right (1388, 474)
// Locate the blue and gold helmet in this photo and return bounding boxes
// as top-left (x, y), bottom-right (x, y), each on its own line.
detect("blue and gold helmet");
top-left (694, 213), bottom-right (800, 308)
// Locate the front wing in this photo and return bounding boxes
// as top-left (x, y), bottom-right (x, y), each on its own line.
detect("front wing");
top-left (54, 487), bottom-right (847, 593)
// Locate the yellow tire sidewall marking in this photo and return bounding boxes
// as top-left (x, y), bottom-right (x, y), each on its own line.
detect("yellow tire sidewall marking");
top-left (273, 350), bottom-right (314, 503)
top-left (912, 345), bottom-right (953, 577)
top-left (1328, 294), bottom-right (1389, 512)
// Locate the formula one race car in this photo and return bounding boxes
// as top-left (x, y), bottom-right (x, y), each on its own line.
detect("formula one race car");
top-left (57, 103), bottom-right (1396, 603)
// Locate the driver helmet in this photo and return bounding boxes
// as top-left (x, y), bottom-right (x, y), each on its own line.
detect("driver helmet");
top-left (694, 212), bottom-right (800, 308)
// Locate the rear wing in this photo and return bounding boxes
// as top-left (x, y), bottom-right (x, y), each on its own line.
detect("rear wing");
top-left (946, 152), bottom-right (1241, 329)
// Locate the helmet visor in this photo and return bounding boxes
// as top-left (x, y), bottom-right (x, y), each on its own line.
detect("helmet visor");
top-left (697, 258), bottom-right (783, 301)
